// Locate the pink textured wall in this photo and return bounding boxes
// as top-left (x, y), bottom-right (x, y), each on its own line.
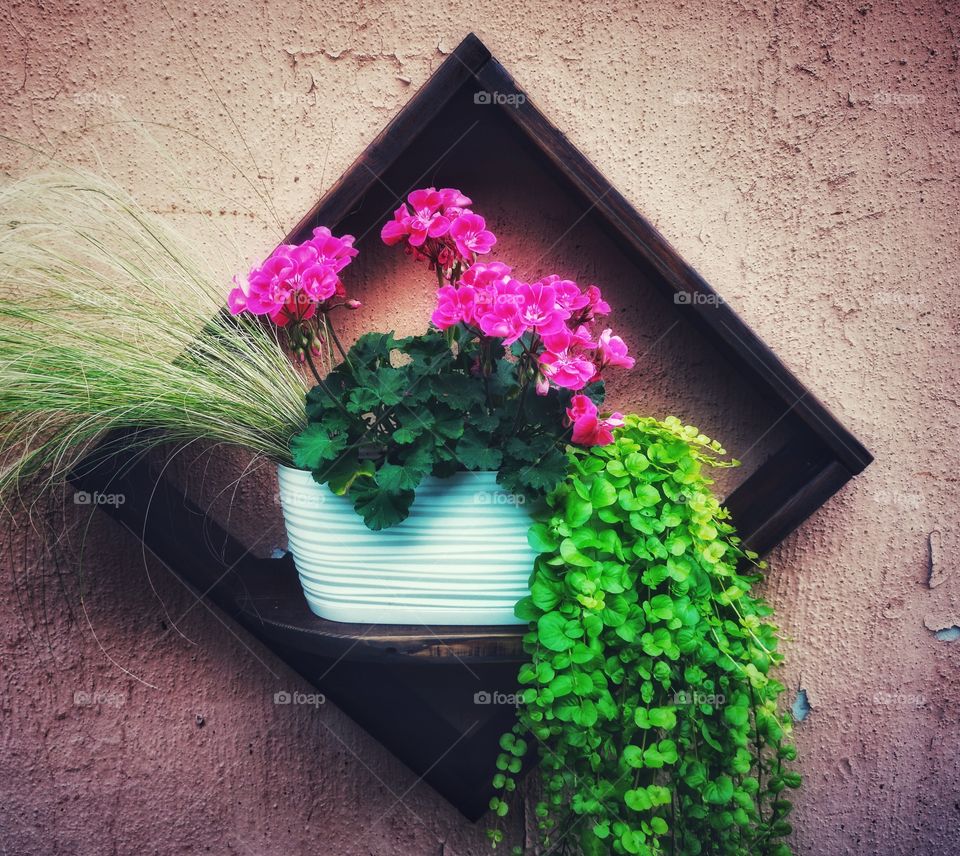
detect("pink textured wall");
top-left (1, 2), bottom-right (958, 854)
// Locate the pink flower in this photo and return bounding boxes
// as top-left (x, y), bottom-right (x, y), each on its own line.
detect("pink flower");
top-left (228, 229), bottom-right (357, 325)
top-left (585, 285), bottom-right (611, 316)
top-left (541, 324), bottom-right (597, 354)
top-left (308, 227), bottom-right (358, 272)
top-left (381, 204), bottom-right (413, 245)
top-left (539, 350), bottom-right (597, 390)
top-left (227, 275), bottom-right (250, 314)
top-left (566, 393), bottom-right (596, 422)
top-left (565, 395), bottom-right (623, 446)
top-left (515, 281), bottom-right (570, 336)
top-left (460, 261), bottom-right (513, 289)
top-left (300, 262), bottom-right (339, 303)
top-left (432, 285), bottom-right (477, 329)
top-left (478, 300), bottom-right (525, 345)
top-left (596, 328), bottom-right (635, 370)
top-left (539, 276), bottom-right (591, 314)
top-left (407, 188), bottom-right (451, 246)
top-left (438, 187), bottom-right (472, 209)
top-left (269, 291), bottom-right (317, 328)
top-left (449, 212), bottom-right (496, 260)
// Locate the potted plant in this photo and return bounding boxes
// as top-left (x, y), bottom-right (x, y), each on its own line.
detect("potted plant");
top-left (226, 186), bottom-right (635, 624)
top-left (0, 171), bottom-right (799, 855)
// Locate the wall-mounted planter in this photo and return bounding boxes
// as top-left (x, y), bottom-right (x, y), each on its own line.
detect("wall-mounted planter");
top-left (277, 466), bottom-right (534, 625)
top-left (74, 32), bottom-right (871, 820)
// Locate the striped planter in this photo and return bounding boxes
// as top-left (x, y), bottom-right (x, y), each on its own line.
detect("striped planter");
top-left (276, 465), bottom-right (536, 625)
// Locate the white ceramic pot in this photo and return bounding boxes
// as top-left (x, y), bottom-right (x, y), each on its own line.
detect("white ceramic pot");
top-left (276, 465), bottom-right (536, 625)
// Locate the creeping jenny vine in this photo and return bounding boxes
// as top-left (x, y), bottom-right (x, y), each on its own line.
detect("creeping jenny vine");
top-left (488, 415), bottom-right (799, 856)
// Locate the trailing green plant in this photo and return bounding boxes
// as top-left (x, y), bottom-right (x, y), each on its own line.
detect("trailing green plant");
top-left (487, 415), bottom-right (798, 856)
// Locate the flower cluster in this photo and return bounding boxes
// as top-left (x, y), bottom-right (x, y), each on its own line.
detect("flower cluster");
top-left (380, 187), bottom-right (635, 446)
top-left (228, 227), bottom-right (359, 327)
top-left (381, 187), bottom-right (496, 269)
top-left (431, 264), bottom-right (634, 394)
top-left (565, 394), bottom-right (624, 446)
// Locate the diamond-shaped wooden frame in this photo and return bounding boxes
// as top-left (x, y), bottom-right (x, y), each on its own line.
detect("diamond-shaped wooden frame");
top-left (74, 33), bottom-right (871, 820)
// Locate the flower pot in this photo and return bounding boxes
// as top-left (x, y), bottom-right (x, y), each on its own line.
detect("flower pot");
top-left (276, 465), bottom-right (536, 625)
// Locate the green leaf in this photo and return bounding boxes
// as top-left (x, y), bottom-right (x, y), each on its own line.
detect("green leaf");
top-left (702, 775), bottom-right (734, 805)
top-left (432, 408), bottom-right (466, 439)
top-left (648, 707), bottom-right (677, 730)
top-left (589, 478), bottom-right (618, 508)
top-left (455, 428), bottom-right (503, 471)
top-left (565, 492), bottom-right (594, 527)
top-left (650, 817), bottom-right (668, 835)
top-left (527, 523), bottom-right (559, 553)
top-left (560, 538), bottom-right (594, 568)
top-left (351, 486), bottom-right (415, 530)
top-left (537, 612), bottom-right (575, 652)
top-left (724, 703), bottom-right (750, 728)
top-left (624, 788), bottom-right (652, 811)
top-left (323, 458), bottom-right (375, 495)
top-left (624, 452), bottom-right (649, 475)
top-left (376, 462), bottom-right (425, 492)
top-left (290, 423), bottom-right (348, 470)
top-left (635, 484), bottom-right (661, 508)
top-left (530, 579), bottom-right (561, 610)
top-left (517, 448), bottom-right (568, 491)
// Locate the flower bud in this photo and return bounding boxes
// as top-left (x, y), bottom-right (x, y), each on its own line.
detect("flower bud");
top-left (346, 299), bottom-right (362, 310)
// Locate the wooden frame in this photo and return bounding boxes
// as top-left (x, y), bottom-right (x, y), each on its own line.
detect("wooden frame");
top-left (73, 33), bottom-right (871, 819)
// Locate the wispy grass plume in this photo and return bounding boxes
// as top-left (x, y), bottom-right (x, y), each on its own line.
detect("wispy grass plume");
top-left (0, 171), bottom-right (307, 497)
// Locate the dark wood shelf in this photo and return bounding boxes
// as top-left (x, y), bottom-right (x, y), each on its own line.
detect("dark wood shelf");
top-left (231, 553), bottom-right (527, 663)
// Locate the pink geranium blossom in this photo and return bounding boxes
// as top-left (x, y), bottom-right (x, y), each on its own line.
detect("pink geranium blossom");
top-left (460, 261), bottom-right (513, 289)
top-left (540, 275), bottom-right (591, 314)
top-left (406, 188), bottom-right (451, 246)
top-left (541, 324), bottom-right (597, 354)
top-left (584, 285), bottom-right (611, 316)
top-left (432, 285), bottom-right (478, 329)
top-left (449, 213), bottom-right (496, 260)
top-left (515, 281), bottom-right (570, 336)
top-left (596, 328), bottom-right (635, 370)
top-left (381, 204), bottom-right (413, 245)
top-left (229, 230), bottom-right (357, 327)
top-left (565, 395), bottom-right (624, 446)
top-left (539, 350), bottom-right (597, 390)
top-left (478, 300), bottom-right (526, 345)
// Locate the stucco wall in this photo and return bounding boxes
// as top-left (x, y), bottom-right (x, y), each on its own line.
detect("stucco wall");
top-left (1, 1), bottom-right (958, 854)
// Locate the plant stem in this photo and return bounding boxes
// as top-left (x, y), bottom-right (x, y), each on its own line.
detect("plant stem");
top-left (303, 348), bottom-right (353, 420)
top-left (325, 314), bottom-right (352, 368)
